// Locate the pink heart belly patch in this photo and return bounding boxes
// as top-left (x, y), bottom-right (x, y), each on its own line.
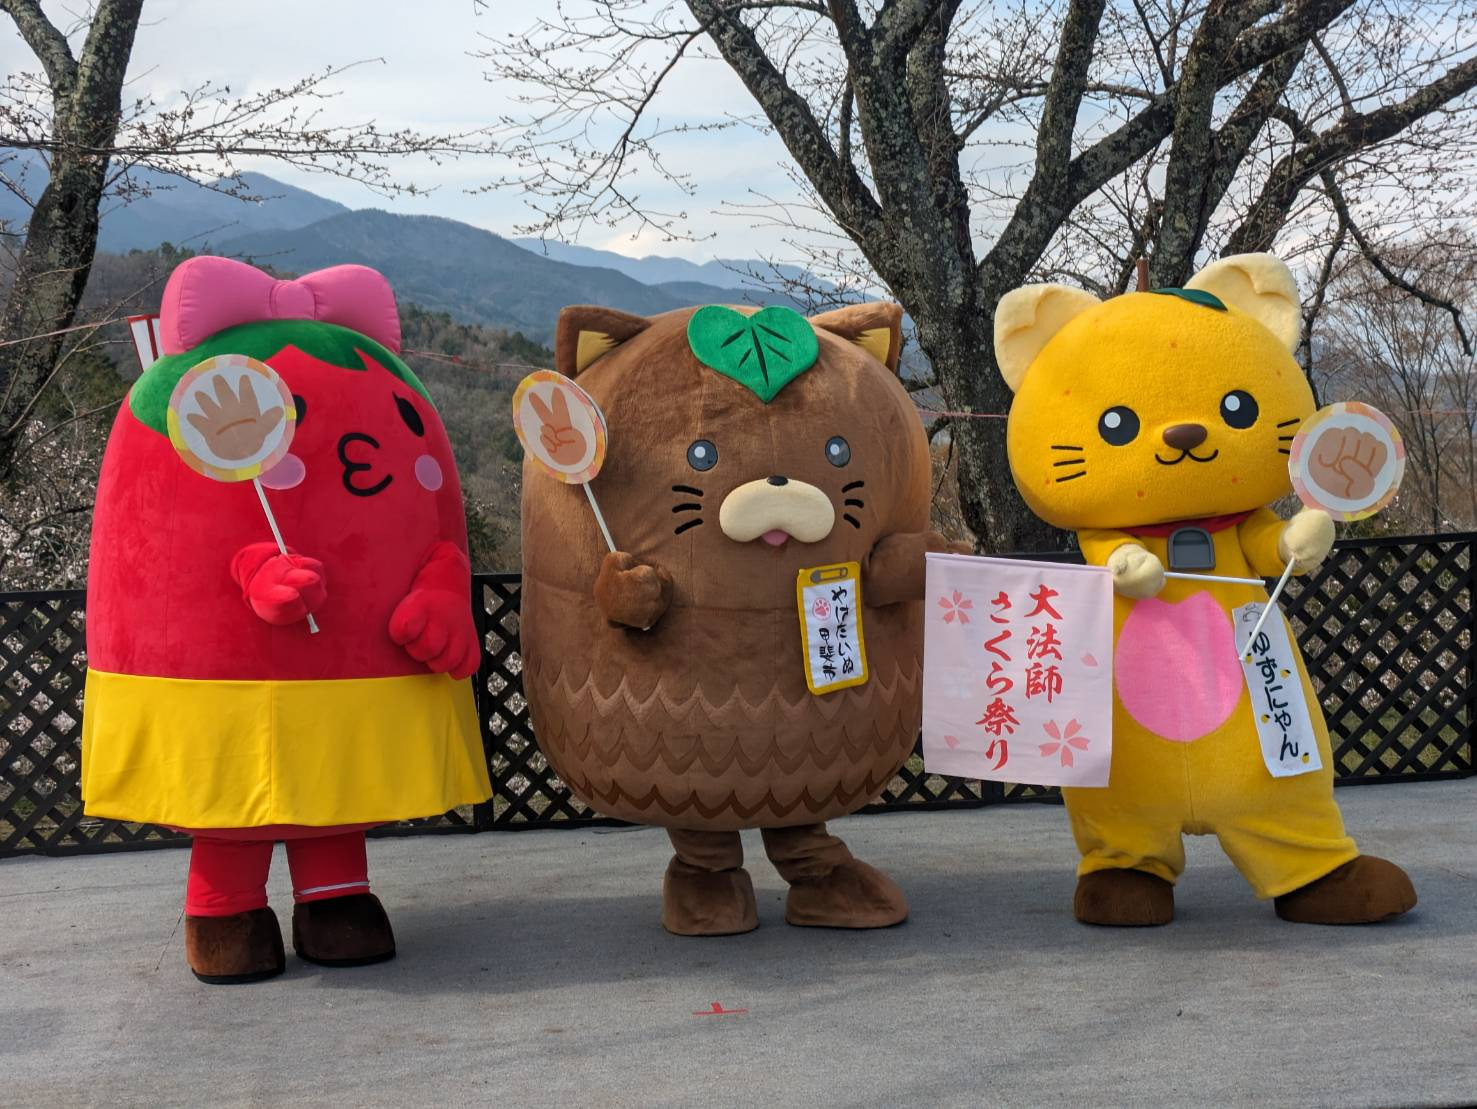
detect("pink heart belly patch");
top-left (1114, 591), bottom-right (1244, 742)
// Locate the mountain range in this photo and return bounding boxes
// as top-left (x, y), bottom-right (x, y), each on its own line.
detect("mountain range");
top-left (0, 158), bottom-right (813, 343)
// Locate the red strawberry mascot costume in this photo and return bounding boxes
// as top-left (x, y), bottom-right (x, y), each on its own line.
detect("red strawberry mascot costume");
top-left (82, 257), bottom-right (491, 983)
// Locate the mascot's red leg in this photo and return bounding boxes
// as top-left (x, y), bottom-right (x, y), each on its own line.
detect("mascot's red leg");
top-left (183, 837), bottom-right (285, 984)
top-left (285, 831), bottom-right (396, 967)
top-left (761, 823), bottom-right (909, 929)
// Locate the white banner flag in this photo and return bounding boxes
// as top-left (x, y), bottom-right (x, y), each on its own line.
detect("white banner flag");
top-left (922, 554), bottom-right (1115, 788)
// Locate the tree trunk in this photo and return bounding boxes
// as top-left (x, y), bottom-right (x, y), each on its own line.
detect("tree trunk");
top-left (0, 155), bottom-right (111, 462)
top-left (0, 0), bottom-right (144, 474)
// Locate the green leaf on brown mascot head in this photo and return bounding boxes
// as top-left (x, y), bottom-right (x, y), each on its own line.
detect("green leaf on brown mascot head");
top-left (687, 306), bottom-right (819, 403)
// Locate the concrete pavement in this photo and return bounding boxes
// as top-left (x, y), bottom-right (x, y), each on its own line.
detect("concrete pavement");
top-left (2, 780), bottom-right (1474, 1108)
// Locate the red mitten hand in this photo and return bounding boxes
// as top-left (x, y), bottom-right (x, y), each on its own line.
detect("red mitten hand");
top-left (231, 544), bottom-right (327, 626)
top-left (389, 588), bottom-right (481, 679)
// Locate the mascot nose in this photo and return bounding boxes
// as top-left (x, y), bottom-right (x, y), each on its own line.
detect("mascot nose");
top-left (719, 477), bottom-right (835, 544)
top-left (1162, 423), bottom-right (1207, 451)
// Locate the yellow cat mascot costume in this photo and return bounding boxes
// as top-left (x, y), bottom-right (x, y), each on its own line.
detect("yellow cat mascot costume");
top-left (995, 253), bottom-right (1417, 926)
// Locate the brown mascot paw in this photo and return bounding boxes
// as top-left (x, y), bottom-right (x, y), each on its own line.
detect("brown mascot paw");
top-left (784, 858), bottom-right (909, 929)
top-left (1074, 869), bottom-right (1174, 926)
top-left (1274, 855), bottom-right (1416, 925)
top-left (661, 858), bottom-right (759, 936)
top-left (185, 908), bottom-right (286, 984)
top-left (594, 551), bottom-right (673, 630)
top-left (292, 893), bottom-right (397, 966)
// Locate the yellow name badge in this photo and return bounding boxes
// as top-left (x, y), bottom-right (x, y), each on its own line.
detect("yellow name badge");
top-left (796, 562), bottom-right (869, 695)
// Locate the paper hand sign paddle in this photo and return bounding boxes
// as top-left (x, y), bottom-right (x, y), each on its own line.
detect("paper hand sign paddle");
top-left (167, 354), bottom-right (294, 481)
top-left (513, 369), bottom-right (617, 552)
top-left (1236, 401), bottom-right (1405, 730)
top-left (1290, 402), bottom-right (1405, 520)
top-left (166, 354), bottom-right (318, 633)
top-left (513, 370), bottom-right (608, 484)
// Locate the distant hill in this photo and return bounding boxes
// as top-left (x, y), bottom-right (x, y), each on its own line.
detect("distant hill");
top-left (217, 209), bottom-right (788, 343)
top-left (513, 237), bottom-right (828, 294)
top-left (0, 153), bottom-right (348, 251)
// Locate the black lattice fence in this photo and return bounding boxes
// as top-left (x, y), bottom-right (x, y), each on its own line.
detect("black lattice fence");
top-left (3, 535), bottom-right (1472, 856)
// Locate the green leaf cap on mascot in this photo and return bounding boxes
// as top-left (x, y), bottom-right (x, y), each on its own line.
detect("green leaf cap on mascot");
top-left (83, 255), bottom-right (491, 983)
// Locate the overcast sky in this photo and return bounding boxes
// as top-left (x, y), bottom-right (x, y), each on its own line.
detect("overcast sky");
top-left (1, 0), bottom-right (811, 262)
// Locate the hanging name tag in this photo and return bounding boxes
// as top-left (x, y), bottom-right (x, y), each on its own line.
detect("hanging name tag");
top-left (797, 562), bottom-right (868, 695)
top-left (1233, 603), bottom-right (1321, 778)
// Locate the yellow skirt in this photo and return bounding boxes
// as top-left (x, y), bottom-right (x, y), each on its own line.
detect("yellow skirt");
top-left (81, 669), bottom-right (491, 829)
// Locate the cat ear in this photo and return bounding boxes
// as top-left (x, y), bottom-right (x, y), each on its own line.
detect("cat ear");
top-left (993, 285), bottom-right (1100, 392)
top-left (809, 302), bottom-right (904, 373)
top-left (1185, 253), bottom-right (1300, 352)
top-left (554, 306), bottom-right (651, 377)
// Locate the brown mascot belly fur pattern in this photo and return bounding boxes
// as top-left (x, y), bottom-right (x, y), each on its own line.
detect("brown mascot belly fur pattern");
top-left (520, 301), bottom-right (961, 935)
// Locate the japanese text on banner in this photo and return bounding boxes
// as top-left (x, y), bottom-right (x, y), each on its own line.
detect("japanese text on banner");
top-left (922, 554), bottom-right (1113, 788)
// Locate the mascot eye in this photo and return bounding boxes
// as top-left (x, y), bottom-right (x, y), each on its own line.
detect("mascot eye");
top-left (1220, 390), bottom-right (1259, 429)
top-left (395, 395), bottom-right (425, 437)
top-left (687, 439), bottom-right (718, 471)
top-left (825, 436), bottom-right (851, 467)
top-left (1097, 406), bottom-right (1140, 446)
top-left (292, 394), bottom-right (307, 422)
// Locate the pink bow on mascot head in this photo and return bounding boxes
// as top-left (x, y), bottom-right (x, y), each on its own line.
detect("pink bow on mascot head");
top-left (158, 256), bottom-right (402, 355)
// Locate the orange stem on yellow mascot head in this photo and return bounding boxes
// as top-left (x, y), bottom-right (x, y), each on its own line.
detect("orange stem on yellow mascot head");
top-left (520, 300), bottom-right (965, 936)
top-left (994, 252), bottom-right (1416, 928)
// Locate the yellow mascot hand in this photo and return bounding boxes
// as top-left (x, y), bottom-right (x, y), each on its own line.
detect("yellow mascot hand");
top-left (1106, 542), bottom-right (1166, 599)
top-left (1277, 508), bottom-right (1335, 572)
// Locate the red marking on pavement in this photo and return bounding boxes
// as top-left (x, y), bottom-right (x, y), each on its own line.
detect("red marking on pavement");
top-left (694, 1002), bottom-right (747, 1016)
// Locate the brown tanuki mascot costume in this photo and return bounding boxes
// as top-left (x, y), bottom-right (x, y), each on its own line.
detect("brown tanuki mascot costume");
top-left (521, 302), bottom-right (961, 934)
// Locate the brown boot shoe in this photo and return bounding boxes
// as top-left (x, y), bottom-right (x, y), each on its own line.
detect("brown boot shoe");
top-left (291, 893), bottom-right (397, 966)
top-left (1274, 855), bottom-right (1417, 924)
top-left (784, 857), bottom-right (909, 929)
top-left (1074, 869), bottom-right (1175, 926)
top-left (661, 857), bottom-right (759, 936)
top-left (185, 908), bottom-right (285, 984)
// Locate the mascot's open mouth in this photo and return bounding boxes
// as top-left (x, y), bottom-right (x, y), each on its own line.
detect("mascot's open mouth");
top-left (1154, 448), bottom-right (1219, 466)
top-left (719, 477), bottom-right (835, 546)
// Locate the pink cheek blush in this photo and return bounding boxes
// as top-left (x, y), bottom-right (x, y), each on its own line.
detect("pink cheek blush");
top-left (258, 452), bottom-right (306, 490)
top-left (415, 454), bottom-right (444, 491)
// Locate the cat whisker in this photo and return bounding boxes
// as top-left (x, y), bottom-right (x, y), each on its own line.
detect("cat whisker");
top-left (843, 513), bottom-right (862, 529)
top-left (672, 503), bottom-right (702, 514)
top-left (1052, 459), bottom-right (1086, 468)
top-left (1277, 448), bottom-right (1290, 455)
top-left (842, 480), bottom-right (865, 492)
top-left (672, 484), bottom-right (704, 497)
top-left (1277, 435), bottom-right (1295, 441)
top-left (1050, 444), bottom-right (1084, 451)
top-left (674, 518), bottom-right (704, 535)
top-left (844, 498), bottom-right (865, 508)
top-left (1276, 418), bottom-right (1301, 428)
top-left (1056, 471), bottom-right (1087, 483)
